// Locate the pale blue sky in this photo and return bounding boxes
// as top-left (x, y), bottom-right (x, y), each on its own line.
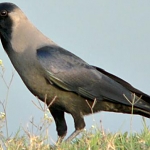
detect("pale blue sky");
top-left (0, 0), bottom-right (150, 142)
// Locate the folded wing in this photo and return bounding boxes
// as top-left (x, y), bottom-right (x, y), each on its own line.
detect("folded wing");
top-left (36, 45), bottom-right (147, 108)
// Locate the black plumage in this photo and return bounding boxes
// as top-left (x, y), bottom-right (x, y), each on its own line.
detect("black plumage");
top-left (0, 3), bottom-right (150, 143)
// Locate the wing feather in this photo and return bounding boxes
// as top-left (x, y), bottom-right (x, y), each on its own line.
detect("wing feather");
top-left (36, 45), bottom-right (137, 106)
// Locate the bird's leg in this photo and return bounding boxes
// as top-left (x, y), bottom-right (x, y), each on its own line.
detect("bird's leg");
top-left (65, 112), bottom-right (85, 142)
top-left (49, 108), bottom-right (67, 144)
top-left (56, 135), bottom-right (66, 145)
top-left (65, 129), bottom-right (84, 142)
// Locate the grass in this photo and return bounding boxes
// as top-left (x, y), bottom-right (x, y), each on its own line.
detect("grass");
top-left (1, 60), bottom-right (150, 150)
top-left (0, 120), bottom-right (150, 150)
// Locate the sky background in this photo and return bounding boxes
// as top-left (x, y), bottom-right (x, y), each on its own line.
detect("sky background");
top-left (0, 0), bottom-right (150, 142)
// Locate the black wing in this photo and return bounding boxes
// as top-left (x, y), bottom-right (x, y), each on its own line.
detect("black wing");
top-left (93, 66), bottom-right (150, 103)
top-left (36, 45), bottom-right (137, 106)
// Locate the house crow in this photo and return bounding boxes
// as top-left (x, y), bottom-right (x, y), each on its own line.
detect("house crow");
top-left (0, 3), bottom-right (150, 143)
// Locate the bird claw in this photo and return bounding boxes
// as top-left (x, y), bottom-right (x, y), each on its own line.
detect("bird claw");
top-left (55, 135), bottom-right (66, 146)
top-left (55, 129), bottom-right (83, 147)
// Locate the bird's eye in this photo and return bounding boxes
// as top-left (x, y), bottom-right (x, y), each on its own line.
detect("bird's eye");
top-left (0, 10), bottom-right (8, 17)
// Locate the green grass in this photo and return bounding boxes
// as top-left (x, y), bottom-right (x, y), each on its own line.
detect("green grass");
top-left (0, 121), bottom-right (150, 150)
top-left (1, 60), bottom-right (150, 150)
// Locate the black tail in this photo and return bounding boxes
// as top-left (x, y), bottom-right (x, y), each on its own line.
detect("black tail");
top-left (93, 66), bottom-right (150, 118)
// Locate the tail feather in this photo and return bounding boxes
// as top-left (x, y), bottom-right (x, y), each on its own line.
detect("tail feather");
top-left (101, 100), bottom-right (150, 118)
top-left (93, 66), bottom-right (150, 118)
top-left (134, 107), bottom-right (150, 118)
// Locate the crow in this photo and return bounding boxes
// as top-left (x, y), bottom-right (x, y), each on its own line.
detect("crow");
top-left (0, 2), bottom-right (150, 143)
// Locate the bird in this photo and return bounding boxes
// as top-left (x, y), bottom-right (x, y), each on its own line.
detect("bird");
top-left (0, 2), bottom-right (150, 143)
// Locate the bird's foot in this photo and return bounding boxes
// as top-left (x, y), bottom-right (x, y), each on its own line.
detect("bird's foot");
top-left (55, 134), bottom-right (66, 147)
top-left (65, 129), bottom-right (84, 143)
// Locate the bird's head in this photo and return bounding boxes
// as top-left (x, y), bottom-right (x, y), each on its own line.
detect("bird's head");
top-left (0, 3), bottom-right (27, 40)
top-left (0, 2), bottom-right (32, 54)
top-left (0, 2), bottom-right (52, 54)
